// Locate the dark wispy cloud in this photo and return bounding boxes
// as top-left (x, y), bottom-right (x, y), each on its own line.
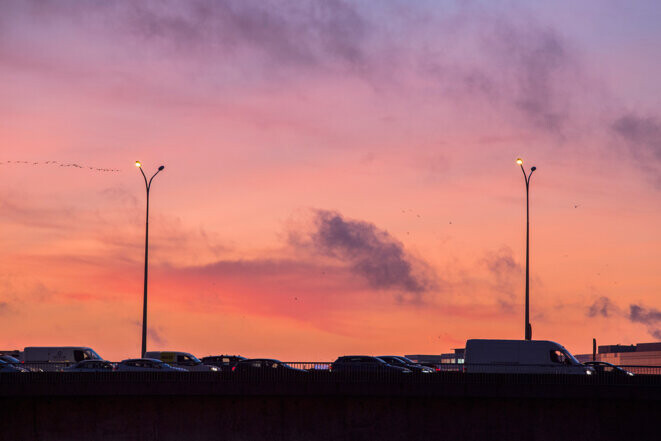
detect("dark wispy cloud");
top-left (481, 247), bottom-right (522, 312)
top-left (3, 0), bottom-right (370, 73)
top-left (630, 305), bottom-right (661, 340)
top-left (612, 114), bottom-right (661, 160)
top-left (0, 192), bottom-right (78, 230)
top-left (585, 297), bottom-right (661, 339)
top-left (167, 209), bottom-right (439, 312)
top-left (126, 0), bottom-right (369, 67)
top-left (128, 318), bottom-right (168, 347)
top-left (612, 113), bottom-right (661, 182)
top-left (292, 209), bottom-right (437, 301)
top-left (483, 19), bottom-right (573, 134)
top-left (587, 296), bottom-right (616, 318)
top-left (418, 7), bottom-right (579, 137)
top-left (0, 0), bottom-right (606, 148)
top-left (629, 304), bottom-right (661, 324)
top-left (186, 258), bottom-right (331, 284)
top-left (148, 327), bottom-right (168, 347)
top-left (483, 247), bottom-right (522, 282)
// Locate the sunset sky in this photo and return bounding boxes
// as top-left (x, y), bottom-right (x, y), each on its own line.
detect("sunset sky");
top-left (1, 0), bottom-right (660, 361)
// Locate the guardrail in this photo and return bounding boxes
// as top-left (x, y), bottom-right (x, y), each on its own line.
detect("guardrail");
top-left (3, 370), bottom-right (661, 391)
top-left (5, 362), bottom-right (661, 377)
top-left (617, 365), bottom-right (661, 375)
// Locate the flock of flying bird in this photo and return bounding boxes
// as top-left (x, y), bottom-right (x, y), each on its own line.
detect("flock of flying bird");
top-left (2, 160), bottom-right (583, 210)
top-left (0, 160), bottom-right (120, 172)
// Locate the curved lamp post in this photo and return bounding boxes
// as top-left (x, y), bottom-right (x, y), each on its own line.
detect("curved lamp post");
top-left (517, 158), bottom-right (536, 341)
top-left (136, 161), bottom-right (165, 357)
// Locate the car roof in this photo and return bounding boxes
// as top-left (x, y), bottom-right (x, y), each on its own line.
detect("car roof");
top-left (337, 355), bottom-right (380, 359)
top-left (203, 354), bottom-right (244, 358)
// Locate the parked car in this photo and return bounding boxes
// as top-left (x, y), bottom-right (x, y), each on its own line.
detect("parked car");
top-left (115, 358), bottom-right (187, 372)
top-left (144, 351), bottom-right (219, 372)
top-left (0, 355), bottom-right (21, 365)
top-left (64, 360), bottom-right (115, 372)
top-left (463, 339), bottom-right (593, 375)
top-left (22, 347), bottom-right (102, 363)
top-left (1, 355), bottom-right (43, 372)
top-left (418, 362), bottom-right (442, 371)
top-left (0, 359), bottom-right (28, 373)
top-left (232, 359), bottom-right (307, 375)
top-left (583, 361), bottom-right (634, 377)
top-left (377, 356), bottom-right (435, 373)
top-left (19, 346), bottom-right (102, 371)
top-left (330, 356), bottom-right (412, 374)
top-left (201, 355), bottom-right (246, 373)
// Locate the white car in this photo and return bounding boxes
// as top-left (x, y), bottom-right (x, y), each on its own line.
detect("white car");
top-left (463, 339), bottom-right (593, 375)
top-left (115, 358), bottom-right (187, 372)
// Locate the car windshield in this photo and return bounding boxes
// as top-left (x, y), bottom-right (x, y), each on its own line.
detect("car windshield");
top-left (86, 349), bottom-right (102, 360)
top-left (397, 357), bottom-right (416, 364)
top-left (177, 354), bottom-right (201, 364)
top-left (558, 346), bottom-right (580, 365)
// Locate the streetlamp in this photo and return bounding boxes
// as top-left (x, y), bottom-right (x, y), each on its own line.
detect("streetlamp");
top-left (517, 158), bottom-right (536, 341)
top-left (136, 161), bottom-right (165, 357)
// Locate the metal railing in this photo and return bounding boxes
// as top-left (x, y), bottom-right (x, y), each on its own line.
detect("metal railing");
top-left (283, 362), bottom-right (331, 371)
top-left (4, 361), bottom-right (661, 377)
top-left (617, 365), bottom-right (661, 375)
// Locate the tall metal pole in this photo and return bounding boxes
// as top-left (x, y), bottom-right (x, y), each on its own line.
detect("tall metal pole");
top-left (137, 162), bottom-right (164, 357)
top-left (141, 183), bottom-right (150, 358)
top-left (525, 174), bottom-right (531, 341)
top-left (517, 159), bottom-right (535, 341)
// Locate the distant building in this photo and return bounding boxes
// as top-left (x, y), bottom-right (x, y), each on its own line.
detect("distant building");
top-left (406, 348), bottom-right (465, 365)
top-left (405, 354), bottom-right (443, 364)
top-left (441, 348), bottom-right (465, 364)
top-left (575, 342), bottom-right (661, 365)
top-left (0, 350), bottom-right (21, 358)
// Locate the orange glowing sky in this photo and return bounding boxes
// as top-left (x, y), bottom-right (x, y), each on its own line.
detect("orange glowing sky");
top-left (1, 0), bottom-right (660, 361)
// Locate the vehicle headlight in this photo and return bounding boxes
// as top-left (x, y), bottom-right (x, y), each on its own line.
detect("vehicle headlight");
top-left (211, 367), bottom-right (219, 372)
top-left (585, 369), bottom-right (593, 375)
top-left (627, 372), bottom-right (634, 376)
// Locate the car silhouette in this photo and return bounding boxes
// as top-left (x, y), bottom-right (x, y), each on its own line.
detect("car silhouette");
top-left (64, 360), bottom-right (115, 372)
top-left (115, 358), bottom-right (187, 372)
top-left (583, 361), bottom-right (634, 376)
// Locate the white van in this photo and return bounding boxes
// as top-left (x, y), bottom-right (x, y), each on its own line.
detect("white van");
top-left (22, 346), bottom-right (102, 363)
top-left (144, 351), bottom-right (219, 372)
top-left (463, 339), bottom-right (592, 375)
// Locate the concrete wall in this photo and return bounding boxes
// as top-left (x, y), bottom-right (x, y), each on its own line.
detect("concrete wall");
top-left (2, 373), bottom-right (660, 441)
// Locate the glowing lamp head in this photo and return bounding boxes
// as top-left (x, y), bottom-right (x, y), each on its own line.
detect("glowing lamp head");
top-left (135, 161), bottom-right (142, 168)
top-left (516, 158), bottom-right (523, 165)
